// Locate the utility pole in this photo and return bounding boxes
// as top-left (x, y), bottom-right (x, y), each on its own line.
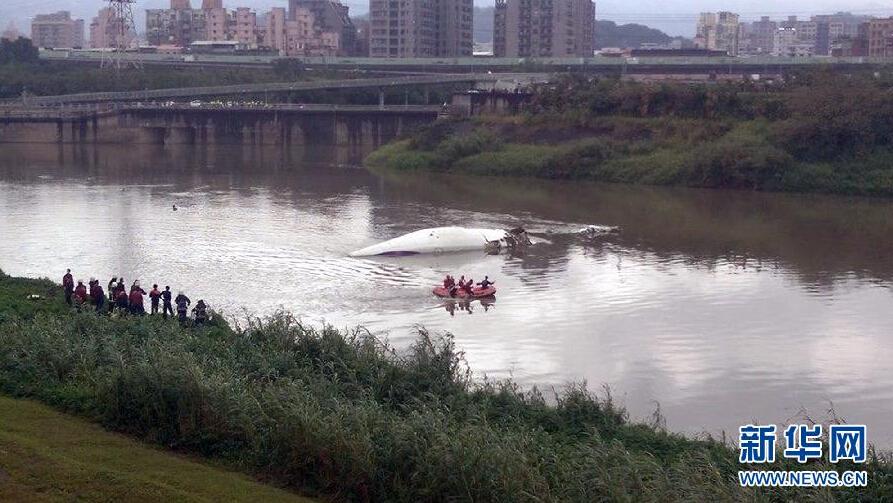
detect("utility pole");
top-left (101, 0), bottom-right (141, 72)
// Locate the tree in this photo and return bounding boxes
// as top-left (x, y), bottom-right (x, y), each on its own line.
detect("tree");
top-left (0, 37), bottom-right (38, 65)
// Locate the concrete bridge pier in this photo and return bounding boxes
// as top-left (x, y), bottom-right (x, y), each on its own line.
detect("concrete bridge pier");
top-left (168, 127), bottom-right (197, 145)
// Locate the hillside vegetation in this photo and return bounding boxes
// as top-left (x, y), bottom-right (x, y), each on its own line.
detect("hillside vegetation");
top-left (367, 71), bottom-right (893, 196)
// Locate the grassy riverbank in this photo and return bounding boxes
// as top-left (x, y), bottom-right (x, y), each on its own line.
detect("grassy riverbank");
top-left (0, 396), bottom-right (312, 502)
top-left (367, 71), bottom-right (893, 196)
top-left (1, 269), bottom-right (891, 501)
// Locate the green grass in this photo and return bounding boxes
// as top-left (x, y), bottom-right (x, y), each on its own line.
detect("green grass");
top-left (0, 395), bottom-right (313, 502)
top-left (1, 268), bottom-right (892, 501)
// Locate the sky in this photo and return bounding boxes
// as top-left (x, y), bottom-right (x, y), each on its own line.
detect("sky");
top-left (3, 0), bottom-right (893, 38)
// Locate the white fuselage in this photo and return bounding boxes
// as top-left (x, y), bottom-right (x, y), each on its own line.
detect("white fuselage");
top-left (349, 227), bottom-right (508, 257)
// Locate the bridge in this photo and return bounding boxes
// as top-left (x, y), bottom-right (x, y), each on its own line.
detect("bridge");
top-left (0, 101), bottom-right (451, 146)
top-left (21, 73), bottom-right (548, 105)
top-left (40, 49), bottom-right (893, 74)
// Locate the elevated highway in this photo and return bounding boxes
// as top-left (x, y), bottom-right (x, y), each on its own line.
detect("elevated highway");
top-left (40, 49), bottom-right (893, 74)
top-left (21, 73), bottom-right (547, 105)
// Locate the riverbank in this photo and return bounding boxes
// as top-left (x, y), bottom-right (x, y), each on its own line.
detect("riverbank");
top-left (366, 72), bottom-right (893, 197)
top-left (1, 269), bottom-right (891, 501)
top-left (0, 396), bottom-right (312, 502)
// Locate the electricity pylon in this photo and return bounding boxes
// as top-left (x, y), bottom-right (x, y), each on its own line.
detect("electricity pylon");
top-left (101, 0), bottom-right (141, 71)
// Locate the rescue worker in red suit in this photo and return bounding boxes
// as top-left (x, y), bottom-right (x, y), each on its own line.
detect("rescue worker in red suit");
top-left (73, 280), bottom-right (88, 310)
top-left (149, 284), bottom-right (162, 315)
top-left (129, 281), bottom-right (147, 315)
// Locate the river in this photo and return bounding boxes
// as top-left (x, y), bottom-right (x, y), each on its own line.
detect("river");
top-left (2, 143), bottom-right (892, 447)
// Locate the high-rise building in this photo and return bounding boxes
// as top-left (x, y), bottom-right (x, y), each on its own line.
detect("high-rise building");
top-left (202, 0), bottom-right (223, 9)
top-left (171, 0), bottom-right (192, 10)
top-left (815, 22), bottom-right (831, 56)
top-left (747, 16), bottom-right (777, 54)
top-left (206, 8), bottom-right (229, 41)
top-left (289, 0), bottom-right (357, 56)
top-left (90, 7), bottom-right (135, 49)
top-left (369, 0), bottom-right (473, 58)
top-left (146, 8), bottom-right (208, 46)
top-left (266, 7), bottom-right (289, 53)
top-left (31, 11), bottom-right (85, 48)
top-left (773, 26), bottom-right (813, 57)
top-left (695, 11), bottom-right (740, 56)
top-left (232, 7), bottom-right (258, 45)
top-left (867, 17), bottom-right (893, 58)
top-left (493, 0), bottom-right (594, 57)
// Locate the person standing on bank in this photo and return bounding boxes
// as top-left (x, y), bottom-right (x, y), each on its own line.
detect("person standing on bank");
top-left (107, 277), bottom-right (118, 302)
top-left (149, 284), bottom-right (161, 315)
top-left (175, 291), bottom-right (191, 325)
top-left (73, 280), bottom-right (88, 311)
top-left (92, 280), bottom-right (105, 313)
top-left (161, 286), bottom-right (174, 319)
top-left (62, 269), bottom-right (74, 306)
top-left (129, 281), bottom-right (147, 315)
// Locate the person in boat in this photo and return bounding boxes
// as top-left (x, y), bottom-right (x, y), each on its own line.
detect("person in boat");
top-left (192, 300), bottom-right (208, 326)
top-left (442, 275), bottom-right (451, 289)
top-left (477, 276), bottom-right (494, 289)
top-left (129, 282), bottom-right (147, 315)
top-left (62, 269), bottom-right (74, 306)
top-left (175, 292), bottom-right (191, 325)
top-left (464, 278), bottom-right (475, 295)
top-left (161, 286), bottom-right (174, 319)
top-left (149, 284), bottom-right (161, 315)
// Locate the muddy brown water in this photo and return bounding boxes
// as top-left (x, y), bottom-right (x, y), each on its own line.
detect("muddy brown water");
top-left (2, 143), bottom-right (892, 447)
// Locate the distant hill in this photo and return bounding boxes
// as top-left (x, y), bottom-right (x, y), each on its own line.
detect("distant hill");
top-left (594, 20), bottom-right (674, 49)
top-left (472, 8), bottom-right (678, 50)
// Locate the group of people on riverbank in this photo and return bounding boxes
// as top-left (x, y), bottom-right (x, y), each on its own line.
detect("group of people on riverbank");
top-left (62, 269), bottom-right (209, 326)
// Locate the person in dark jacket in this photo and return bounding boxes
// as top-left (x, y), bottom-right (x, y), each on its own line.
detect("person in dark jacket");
top-left (161, 286), bottom-right (173, 319)
top-left (92, 282), bottom-right (105, 313)
top-left (149, 284), bottom-right (161, 315)
top-left (192, 300), bottom-right (208, 327)
top-left (129, 281), bottom-right (147, 315)
top-left (175, 292), bottom-right (191, 325)
top-left (477, 276), bottom-right (494, 289)
top-left (116, 289), bottom-right (129, 313)
top-left (62, 269), bottom-right (74, 306)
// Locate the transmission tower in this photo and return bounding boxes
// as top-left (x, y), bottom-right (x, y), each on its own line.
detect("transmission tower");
top-left (101, 0), bottom-right (141, 71)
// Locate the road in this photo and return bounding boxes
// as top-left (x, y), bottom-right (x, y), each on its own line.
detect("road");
top-left (20, 73), bottom-right (546, 105)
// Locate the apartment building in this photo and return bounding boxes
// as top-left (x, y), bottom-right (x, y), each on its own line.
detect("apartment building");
top-left (289, 0), bottom-right (358, 56)
top-left (31, 11), bottom-right (85, 49)
top-left (867, 17), bottom-right (893, 58)
top-left (369, 0), bottom-right (473, 58)
top-left (493, 0), bottom-right (595, 58)
top-left (695, 11), bottom-right (740, 56)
